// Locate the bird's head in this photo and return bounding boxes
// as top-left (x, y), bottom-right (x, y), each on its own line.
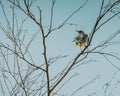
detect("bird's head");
top-left (75, 30), bottom-right (84, 34)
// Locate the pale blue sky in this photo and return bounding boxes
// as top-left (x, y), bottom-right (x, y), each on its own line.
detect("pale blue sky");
top-left (0, 0), bottom-right (120, 96)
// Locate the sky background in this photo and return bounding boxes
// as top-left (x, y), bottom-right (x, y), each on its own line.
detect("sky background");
top-left (0, 0), bottom-right (120, 96)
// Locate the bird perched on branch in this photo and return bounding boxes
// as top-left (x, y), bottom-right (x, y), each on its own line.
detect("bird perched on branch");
top-left (73, 30), bottom-right (89, 47)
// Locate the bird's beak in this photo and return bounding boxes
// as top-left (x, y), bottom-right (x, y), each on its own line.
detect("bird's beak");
top-left (75, 30), bottom-right (80, 34)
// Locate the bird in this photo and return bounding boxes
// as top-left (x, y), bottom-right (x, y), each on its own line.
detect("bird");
top-left (73, 30), bottom-right (89, 47)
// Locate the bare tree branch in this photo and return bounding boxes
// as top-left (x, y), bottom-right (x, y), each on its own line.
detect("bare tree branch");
top-left (71, 75), bottom-right (100, 96)
top-left (48, 0), bottom-right (89, 32)
top-left (0, 0), bottom-right (120, 96)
